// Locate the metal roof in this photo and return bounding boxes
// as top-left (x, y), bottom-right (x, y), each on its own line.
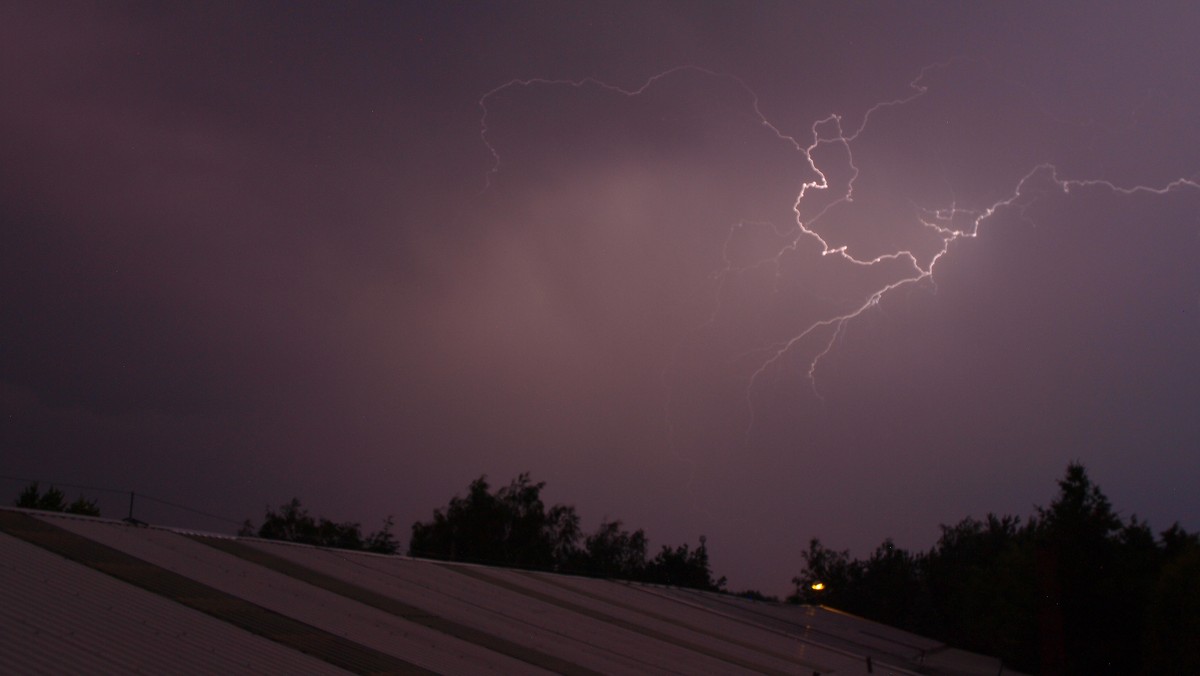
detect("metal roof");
top-left (0, 507), bottom-right (1016, 675)
top-left (0, 528), bottom-right (345, 675)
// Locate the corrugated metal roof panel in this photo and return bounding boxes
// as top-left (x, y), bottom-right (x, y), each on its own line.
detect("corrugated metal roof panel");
top-left (653, 583), bottom-right (942, 659)
top-left (0, 531), bottom-right (348, 675)
top-left (37, 513), bottom-right (549, 676)
top-left (919, 647), bottom-right (1007, 676)
top-left (461, 566), bottom-right (887, 675)
top-left (645, 585), bottom-right (1015, 674)
top-left (238, 539), bottom-right (778, 674)
top-left (2, 508), bottom-right (1014, 676)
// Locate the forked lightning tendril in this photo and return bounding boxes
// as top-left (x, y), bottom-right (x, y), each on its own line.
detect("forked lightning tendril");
top-left (478, 65), bottom-right (1200, 432)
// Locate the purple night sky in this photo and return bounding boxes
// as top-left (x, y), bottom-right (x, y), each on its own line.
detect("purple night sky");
top-left (3, 2), bottom-right (1198, 595)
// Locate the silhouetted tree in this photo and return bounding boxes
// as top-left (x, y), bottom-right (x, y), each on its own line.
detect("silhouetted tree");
top-left (411, 473), bottom-right (727, 591)
top-left (734, 589), bottom-right (780, 602)
top-left (14, 482), bottom-right (100, 516)
top-left (17, 482), bottom-right (64, 511)
top-left (921, 514), bottom-right (1037, 667)
top-left (245, 498), bottom-right (396, 554)
top-left (1033, 462), bottom-right (1128, 674)
top-left (572, 519), bottom-right (648, 579)
top-left (1160, 521), bottom-right (1200, 559)
top-left (409, 473), bottom-right (581, 570)
top-left (644, 536), bottom-right (726, 591)
top-left (789, 538), bottom-right (857, 605)
top-left (857, 539), bottom-right (921, 628)
top-left (790, 537), bottom-right (923, 627)
top-left (790, 463), bottom-right (1200, 674)
top-left (365, 516), bottom-right (400, 555)
top-left (1144, 539), bottom-right (1200, 673)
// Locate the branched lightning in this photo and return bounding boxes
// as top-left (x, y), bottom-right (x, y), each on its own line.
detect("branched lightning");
top-left (742, 161), bottom-right (1198, 427)
top-left (477, 64), bottom-right (1200, 434)
top-left (479, 66), bottom-right (802, 192)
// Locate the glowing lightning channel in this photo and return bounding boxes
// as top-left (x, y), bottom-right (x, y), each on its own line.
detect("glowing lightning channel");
top-left (478, 65), bottom-right (803, 192)
top-left (477, 64), bottom-right (1200, 433)
top-left (746, 162), bottom-right (1199, 419)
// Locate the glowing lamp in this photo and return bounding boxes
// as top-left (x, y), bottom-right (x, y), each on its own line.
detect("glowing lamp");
top-left (810, 582), bottom-right (825, 591)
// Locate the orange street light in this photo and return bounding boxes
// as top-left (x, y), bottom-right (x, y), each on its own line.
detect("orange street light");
top-left (810, 582), bottom-right (825, 591)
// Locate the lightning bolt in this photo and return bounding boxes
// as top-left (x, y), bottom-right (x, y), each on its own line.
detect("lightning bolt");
top-left (742, 161), bottom-right (1198, 431)
top-left (477, 64), bottom-right (1200, 435)
top-left (479, 65), bottom-right (802, 192)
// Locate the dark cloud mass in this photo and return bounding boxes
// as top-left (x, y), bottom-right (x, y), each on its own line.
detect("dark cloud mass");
top-left (3, 1), bottom-right (1198, 594)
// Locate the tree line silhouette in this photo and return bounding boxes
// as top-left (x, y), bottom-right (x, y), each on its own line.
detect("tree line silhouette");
top-left (237, 497), bottom-right (401, 554)
top-left (789, 463), bottom-right (1199, 674)
top-left (13, 482), bottom-right (100, 516)
top-left (13, 463), bottom-right (1199, 672)
top-left (407, 473), bottom-right (726, 591)
top-left (236, 473), bottom-right (724, 592)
